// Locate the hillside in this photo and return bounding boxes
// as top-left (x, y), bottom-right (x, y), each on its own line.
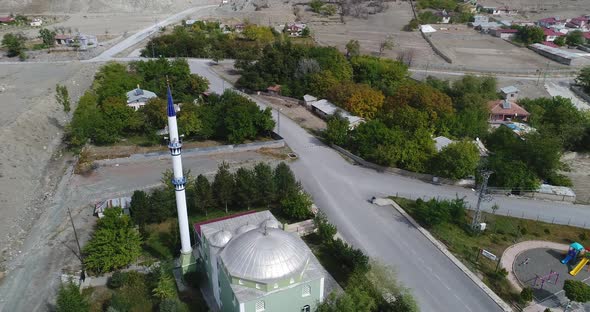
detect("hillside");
top-left (0, 0), bottom-right (196, 14)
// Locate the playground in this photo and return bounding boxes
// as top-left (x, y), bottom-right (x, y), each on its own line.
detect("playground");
top-left (511, 242), bottom-right (590, 302)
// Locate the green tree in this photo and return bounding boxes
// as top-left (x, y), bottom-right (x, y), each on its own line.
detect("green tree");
top-left (325, 112), bottom-right (350, 146)
top-left (345, 39), bottom-right (360, 58)
top-left (55, 84), bottom-right (71, 113)
top-left (280, 191), bottom-right (313, 221)
top-left (177, 102), bottom-right (201, 138)
top-left (418, 11), bottom-right (442, 24)
top-left (129, 190), bottom-right (150, 229)
top-left (273, 162), bottom-right (298, 202)
top-left (566, 30), bottom-right (585, 46)
top-left (310, 0), bottom-right (325, 13)
top-left (314, 211), bottom-right (337, 243)
top-left (39, 28), bottom-right (56, 47)
top-left (431, 141), bottom-right (480, 179)
top-left (564, 280), bottom-right (590, 303)
top-left (233, 167), bottom-right (256, 209)
top-left (308, 70), bottom-right (339, 98)
top-left (554, 35), bottom-right (566, 46)
top-left (513, 25), bottom-right (544, 44)
top-left (384, 81), bottom-right (454, 124)
top-left (213, 162), bottom-right (234, 213)
top-left (83, 208), bottom-right (142, 274)
top-left (520, 287), bottom-right (534, 303)
top-left (1, 33), bottom-right (26, 57)
top-left (56, 282), bottom-right (89, 312)
top-left (152, 268), bottom-right (176, 300)
top-left (254, 162), bottom-right (275, 207)
top-left (194, 174), bottom-right (213, 216)
top-left (576, 66), bottom-right (590, 94)
top-left (378, 35), bottom-right (394, 56)
top-left (350, 55), bottom-right (408, 96)
top-left (140, 97), bottom-right (167, 131)
top-left (66, 91), bottom-right (100, 146)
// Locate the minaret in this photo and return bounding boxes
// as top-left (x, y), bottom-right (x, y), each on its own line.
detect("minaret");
top-left (166, 83), bottom-right (194, 271)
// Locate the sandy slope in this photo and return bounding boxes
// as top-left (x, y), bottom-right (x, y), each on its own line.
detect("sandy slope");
top-left (0, 62), bottom-right (98, 266)
top-left (0, 0), bottom-right (196, 14)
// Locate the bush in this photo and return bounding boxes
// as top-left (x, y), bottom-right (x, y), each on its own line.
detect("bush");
top-left (544, 228), bottom-right (550, 235)
top-left (56, 282), bottom-right (89, 312)
top-left (564, 279), bottom-right (590, 303)
top-left (414, 198), bottom-right (467, 227)
top-left (108, 271), bottom-right (128, 289)
top-left (315, 212), bottom-right (337, 244)
top-left (580, 232), bottom-right (588, 241)
top-left (328, 238), bottom-right (370, 276)
top-left (159, 299), bottom-right (188, 312)
top-left (520, 287), bottom-right (533, 302)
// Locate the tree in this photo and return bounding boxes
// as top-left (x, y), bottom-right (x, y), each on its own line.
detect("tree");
top-left (2, 33), bottom-right (26, 57)
top-left (213, 162), bottom-right (234, 213)
top-left (566, 30), bottom-right (585, 46)
top-left (281, 191), bottom-right (313, 221)
top-left (322, 4), bottom-right (337, 16)
top-left (384, 82), bottom-right (454, 124)
top-left (350, 55), bottom-right (408, 96)
top-left (378, 35), bottom-right (394, 56)
top-left (194, 174), bottom-right (213, 216)
top-left (513, 26), bottom-right (544, 44)
top-left (254, 162), bottom-right (275, 207)
top-left (520, 287), bottom-right (533, 303)
top-left (310, 0), bottom-right (324, 13)
top-left (83, 208), bottom-right (142, 273)
top-left (564, 280), bottom-right (590, 303)
top-left (345, 39), bottom-right (360, 58)
top-left (576, 66), bottom-right (590, 94)
top-left (273, 162), bottom-right (298, 202)
top-left (314, 211), bottom-right (337, 243)
top-left (325, 112), bottom-right (350, 146)
top-left (55, 84), bottom-right (71, 113)
top-left (177, 102), bottom-right (201, 138)
top-left (328, 82), bottom-right (384, 119)
top-left (129, 190), bottom-right (151, 229)
top-left (152, 268), bottom-right (176, 300)
top-left (140, 97), bottom-right (167, 131)
top-left (308, 70), bottom-right (339, 99)
top-left (431, 141), bottom-right (480, 179)
top-left (233, 167), bottom-right (256, 209)
top-left (554, 35), bottom-right (566, 46)
top-left (56, 282), bottom-right (89, 312)
top-left (39, 28), bottom-right (56, 47)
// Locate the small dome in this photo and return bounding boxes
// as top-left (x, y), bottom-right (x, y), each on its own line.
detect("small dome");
top-left (220, 228), bottom-right (309, 282)
top-left (209, 229), bottom-right (233, 248)
top-left (260, 218), bottom-right (281, 229)
top-left (236, 223), bottom-right (258, 235)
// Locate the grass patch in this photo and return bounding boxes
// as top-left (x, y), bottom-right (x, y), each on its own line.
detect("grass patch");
top-left (143, 219), bottom-right (178, 260)
top-left (393, 196), bottom-right (590, 305)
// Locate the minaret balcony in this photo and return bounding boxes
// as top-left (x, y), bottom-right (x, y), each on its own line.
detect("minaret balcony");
top-left (171, 177), bottom-right (187, 191)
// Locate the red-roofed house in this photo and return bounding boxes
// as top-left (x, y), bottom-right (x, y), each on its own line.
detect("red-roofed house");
top-left (543, 28), bottom-right (564, 42)
top-left (0, 16), bottom-right (15, 24)
top-left (566, 16), bottom-right (588, 31)
top-left (584, 32), bottom-right (590, 42)
top-left (492, 28), bottom-right (519, 40)
top-left (267, 85), bottom-right (281, 95)
top-left (487, 99), bottom-right (530, 122)
top-left (538, 17), bottom-right (564, 28)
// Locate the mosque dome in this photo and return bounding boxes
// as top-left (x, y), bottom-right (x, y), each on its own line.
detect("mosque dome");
top-left (259, 218), bottom-right (281, 229)
top-left (235, 223), bottom-right (258, 235)
top-left (209, 229), bottom-right (233, 248)
top-left (220, 228), bottom-right (309, 282)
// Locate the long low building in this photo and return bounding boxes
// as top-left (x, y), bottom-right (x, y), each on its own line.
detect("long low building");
top-left (303, 95), bottom-right (364, 129)
top-left (528, 43), bottom-right (589, 66)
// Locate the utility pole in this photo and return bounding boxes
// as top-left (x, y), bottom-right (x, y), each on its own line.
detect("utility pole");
top-left (471, 171), bottom-right (493, 230)
top-left (67, 207), bottom-right (85, 281)
top-left (277, 108), bottom-right (281, 135)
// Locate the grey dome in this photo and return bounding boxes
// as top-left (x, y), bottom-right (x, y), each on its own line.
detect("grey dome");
top-left (236, 223), bottom-right (258, 235)
top-left (260, 218), bottom-right (281, 229)
top-left (210, 229), bottom-right (233, 248)
top-left (220, 228), bottom-right (309, 282)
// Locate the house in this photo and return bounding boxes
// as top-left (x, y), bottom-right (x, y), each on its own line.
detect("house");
top-left (94, 197), bottom-right (131, 218)
top-left (267, 85), bottom-right (281, 95)
top-left (435, 10), bottom-right (452, 24)
top-left (0, 16), bottom-right (15, 24)
top-left (30, 18), bottom-right (42, 27)
top-left (487, 99), bottom-right (530, 122)
top-left (54, 34), bottom-right (72, 45)
top-left (529, 43), bottom-right (584, 66)
top-left (543, 28), bottom-right (564, 42)
top-left (54, 33), bottom-right (98, 50)
top-left (126, 86), bottom-right (157, 111)
top-left (234, 23), bottom-right (245, 33)
top-left (500, 86), bottom-right (519, 101)
top-left (566, 16), bottom-right (588, 31)
top-left (434, 136), bottom-right (454, 152)
top-left (479, 6), bottom-right (500, 15)
top-left (285, 23), bottom-right (307, 37)
top-left (194, 210), bottom-right (333, 312)
top-left (310, 99), bottom-right (364, 129)
top-left (473, 15), bottom-right (489, 24)
top-left (492, 28), bottom-right (518, 40)
top-left (302, 94), bottom-right (318, 108)
top-left (474, 22), bottom-right (502, 32)
top-left (542, 41), bottom-right (559, 48)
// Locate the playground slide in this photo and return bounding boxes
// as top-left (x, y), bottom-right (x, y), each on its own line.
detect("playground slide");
top-left (570, 258), bottom-right (589, 276)
top-left (562, 254), bottom-right (574, 264)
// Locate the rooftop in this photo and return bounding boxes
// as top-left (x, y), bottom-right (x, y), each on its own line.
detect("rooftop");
top-left (543, 28), bottom-right (563, 37)
top-left (529, 43), bottom-right (581, 60)
top-left (311, 99), bottom-right (364, 125)
top-left (434, 136), bottom-right (453, 152)
top-left (500, 86), bottom-right (519, 94)
top-left (126, 86), bottom-right (157, 104)
top-left (488, 100), bottom-right (530, 117)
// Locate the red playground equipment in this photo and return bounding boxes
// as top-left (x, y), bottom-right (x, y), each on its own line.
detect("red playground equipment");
top-left (534, 270), bottom-right (559, 289)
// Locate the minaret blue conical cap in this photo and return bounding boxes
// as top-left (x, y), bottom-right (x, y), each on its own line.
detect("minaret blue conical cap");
top-left (166, 84), bottom-right (176, 117)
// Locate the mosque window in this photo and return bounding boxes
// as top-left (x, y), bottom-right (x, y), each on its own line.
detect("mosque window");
top-left (302, 285), bottom-right (311, 297)
top-left (255, 300), bottom-right (265, 311)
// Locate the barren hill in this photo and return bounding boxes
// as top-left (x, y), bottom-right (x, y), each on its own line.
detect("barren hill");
top-left (0, 0), bottom-right (195, 14)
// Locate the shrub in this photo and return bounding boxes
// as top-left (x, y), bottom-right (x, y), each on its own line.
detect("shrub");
top-left (544, 228), bottom-right (551, 235)
top-left (328, 238), bottom-right (370, 276)
top-left (520, 287), bottom-right (533, 302)
top-left (108, 271), bottom-right (127, 289)
top-left (564, 279), bottom-right (590, 303)
top-left (315, 212), bottom-right (337, 244)
top-left (580, 232), bottom-right (588, 241)
top-left (56, 282), bottom-right (89, 312)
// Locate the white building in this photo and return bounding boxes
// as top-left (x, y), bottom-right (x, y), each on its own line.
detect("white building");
top-left (304, 95), bottom-right (364, 129)
top-left (126, 86), bottom-right (157, 111)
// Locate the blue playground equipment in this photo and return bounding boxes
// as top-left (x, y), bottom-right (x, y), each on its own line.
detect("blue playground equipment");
top-left (562, 242), bottom-right (584, 264)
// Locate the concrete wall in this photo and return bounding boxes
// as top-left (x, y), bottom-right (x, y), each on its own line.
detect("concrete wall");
top-left (242, 277), bottom-right (322, 312)
top-left (420, 31), bottom-right (454, 64)
top-left (284, 219), bottom-right (316, 236)
top-left (571, 85), bottom-right (590, 104)
top-left (330, 144), bottom-right (475, 187)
